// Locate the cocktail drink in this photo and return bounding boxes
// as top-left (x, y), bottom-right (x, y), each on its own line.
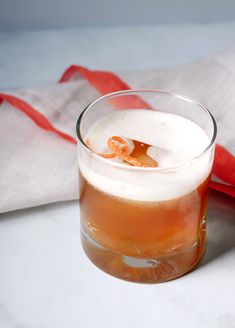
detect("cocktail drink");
top-left (77, 90), bottom-right (216, 283)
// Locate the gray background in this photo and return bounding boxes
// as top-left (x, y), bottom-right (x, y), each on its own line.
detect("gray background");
top-left (1, 0), bottom-right (235, 29)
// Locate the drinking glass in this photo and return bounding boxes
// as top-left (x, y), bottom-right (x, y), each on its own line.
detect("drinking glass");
top-left (76, 90), bottom-right (216, 283)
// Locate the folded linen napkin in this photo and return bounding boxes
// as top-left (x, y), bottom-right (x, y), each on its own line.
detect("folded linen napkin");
top-left (1, 51), bottom-right (235, 213)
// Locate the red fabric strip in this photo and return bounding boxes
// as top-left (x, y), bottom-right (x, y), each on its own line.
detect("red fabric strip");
top-left (59, 65), bottom-right (131, 92)
top-left (210, 181), bottom-right (235, 199)
top-left (59, 65), bottom-right (151, 109)
top-left (0, 93), bottom-right (76, 144)
top-left (213, 144), bottom-right (235, 185)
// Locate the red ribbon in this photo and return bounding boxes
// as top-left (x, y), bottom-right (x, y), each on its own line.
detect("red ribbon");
top-left (0, 93), bottom-right (76, 144)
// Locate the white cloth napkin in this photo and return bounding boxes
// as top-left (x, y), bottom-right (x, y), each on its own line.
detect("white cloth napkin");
top-left (1, 51), bottom-right (235, 213)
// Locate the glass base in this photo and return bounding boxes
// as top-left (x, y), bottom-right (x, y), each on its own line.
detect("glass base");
top-left (81, 229), bottom-right (206, 283)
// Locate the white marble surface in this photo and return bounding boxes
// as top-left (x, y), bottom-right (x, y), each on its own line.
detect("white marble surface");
top-left (1, 23), bottom-right (235, 327)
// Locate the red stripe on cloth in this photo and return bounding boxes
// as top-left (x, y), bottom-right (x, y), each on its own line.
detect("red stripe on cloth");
top-left (59, 65), bottom-right (151, 109)
top-left (59, 65), bottom-right (131, 92)
top-left (0, 93), bottom-right (76, 144)
top-left (213, 144), bottom-right (235, 185)
top-left (210, 181), bottom-right (235, 199)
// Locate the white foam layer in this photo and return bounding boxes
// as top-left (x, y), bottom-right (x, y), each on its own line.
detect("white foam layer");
top-left (79, 110), bottom-right (213, 201)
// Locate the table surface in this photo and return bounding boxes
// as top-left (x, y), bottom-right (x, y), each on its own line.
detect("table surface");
top-left (1, 22), bottom-right (235, 328)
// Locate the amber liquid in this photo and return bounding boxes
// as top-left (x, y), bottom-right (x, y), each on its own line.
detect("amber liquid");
top-left (79, 141), bottom-right (210, 283)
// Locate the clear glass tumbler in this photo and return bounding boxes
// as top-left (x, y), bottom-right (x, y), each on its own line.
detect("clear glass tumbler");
top-left (76, 90), bottom-right (216, 283)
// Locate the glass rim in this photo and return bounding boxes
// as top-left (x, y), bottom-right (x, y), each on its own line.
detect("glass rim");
top-left (76, 89), bottom-right (217, 172)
